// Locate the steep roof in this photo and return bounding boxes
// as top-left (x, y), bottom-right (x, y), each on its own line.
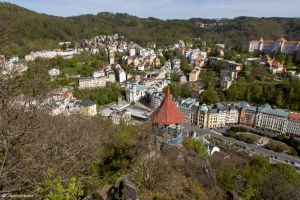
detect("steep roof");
top-left (150, 85), bottom-right (185, 125)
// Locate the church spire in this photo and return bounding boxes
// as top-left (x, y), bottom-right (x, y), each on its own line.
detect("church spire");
top-left (167, 70), bottom-right (171, 85)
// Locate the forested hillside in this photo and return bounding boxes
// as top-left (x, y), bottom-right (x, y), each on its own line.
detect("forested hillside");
top-left (1, 2), bottom-right (300, 56)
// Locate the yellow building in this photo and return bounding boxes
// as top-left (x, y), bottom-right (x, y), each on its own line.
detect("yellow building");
top-left (189, 70), bottom-right (197, 81)
top-left (80, 100), bottom-right (97, 116)
top-left (154, 57), bottom-right (161, 67)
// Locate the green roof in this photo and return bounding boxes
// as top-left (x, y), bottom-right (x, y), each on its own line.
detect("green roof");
top-left (258, 104), bottom-right (289, 117)
top-left (136, 85), bottom-right (146, 92)
top-left (199, 103), bottom-right (208, 112)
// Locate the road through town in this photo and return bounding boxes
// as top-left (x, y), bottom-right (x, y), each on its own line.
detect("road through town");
top-left (182, 122), bottom-right (300, 171)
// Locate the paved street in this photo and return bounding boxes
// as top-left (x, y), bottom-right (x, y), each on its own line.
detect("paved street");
top-left (182, 122), bottom-right (300, 171)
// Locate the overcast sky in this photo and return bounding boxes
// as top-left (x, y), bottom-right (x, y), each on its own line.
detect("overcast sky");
top-left (5, 0), bottom-right (300, 20)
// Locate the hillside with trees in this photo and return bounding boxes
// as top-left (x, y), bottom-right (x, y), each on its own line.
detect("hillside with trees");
top-left (1, 2), bottom-right (300, 58)
top-left (1, 2), bottom-right (300, 199)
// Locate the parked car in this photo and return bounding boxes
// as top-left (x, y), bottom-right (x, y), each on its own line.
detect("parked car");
top-left (285, 160), bottom-right (290, 163)
top-left (291, 161), bottom-right (295, 165)
top-left (270, 155), bottom-right (274, 159)
top-left (275, 156), bottom-right (278, 159)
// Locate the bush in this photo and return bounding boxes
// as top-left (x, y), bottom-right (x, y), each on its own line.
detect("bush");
top-left (266, 140), bottom-right (289, 153)
top-left (226, 131), bottom-right (237, 138)
top-left (229, 126), bottom-right (250, 133)
top-left (183, 137), bottom-right (209, 158)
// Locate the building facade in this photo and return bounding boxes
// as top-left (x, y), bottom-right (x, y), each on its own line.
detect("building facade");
top-left (110, 109), bottom-right (131, 125)
top-left (255, 104), bottom-right (289, 134)
top-left (249, 37), bottom-right (300, 54)
top-left (178, 98), bottom-right (199, 121)
top-left (78, 77), bottom-right (106, 89)
top-left (286, 112), bottom-right (300, 138)
top-left (220, 76), bottom-right (232, 90)
top-left (80, 100), bottom-right (97, 116)
top-left (125, 80), bottom-right (147, 102)
top-left (239, 106), bottom-right (257, 127)
top-left (149, 91), bottom-right (165, 110)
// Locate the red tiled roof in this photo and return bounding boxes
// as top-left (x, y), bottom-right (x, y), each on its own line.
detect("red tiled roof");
top-left (289, 112), bottom-right (300, 120)
top-left (150, 85), bottom-right (185, 125)
top-left (191, 88), bottom-right (202, 92)
top-left (60, 93), bottom-right (70, 98)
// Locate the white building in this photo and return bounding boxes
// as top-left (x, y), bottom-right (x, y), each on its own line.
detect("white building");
top-left (137, 63), bottom-right (145, 71)
top-left (249, 37), bottom-right (300, 54)
top-left (149, 91), bottom-right (165, 110)
top-left (214, 103), bottom-right (239, 126)
top-left (25, 49), bottom-right (78, 61)
top-left (78, 77), bottom-right (106, 89)
top-left (178, 98), bottom-right (199, 121)
top-left (184, 49), bottom-right (207, 63)
top-left (112, 64), bottom-right (126, 83)
top-left (286, 112), bottom-right (300, 138)
top-left (110, 109), bottom-right (132, 125)
top-left (172, 59), bottom-right (181, 69)
top-left (225, 107), bottom-right (239, 126)
top-left (220, 76), bottom-right (232, 90)
top-left (255, 104), bottom-right (289, 134)
top-left (125, 80), bottom-right (147, 102)
top-left (127, 46), bottom-right (136, 56)
top-left (48, 68), bottom-right (60, 78)
top-left (92, 70), bottom-right (105, 78)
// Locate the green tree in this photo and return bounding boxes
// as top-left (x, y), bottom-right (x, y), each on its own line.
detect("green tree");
top-left (237, 84), bottom-right (247, 100)
top-left (35, 169), bottom-right (84, 200)
top-left (216, 161), bottom-right (237, 195)
top-left (203, 71), bottom-right (216, 88)
top-left (285, 55), bottom-right (293, 67)
top-left (199, 86), bottom-right (219, 105)
top-left (181, 83), bottom-right (191, 97)
top-left (68, 57), bottom-right (77, 68)
top-left (251, 85), bottom-right (263, 103)
top-left (245, 88), bottom-right (252, 103)
top-left (159, 56), bottom-right (166, 66)
top-left (183, 137), bottom-right (208, 158)
top-left (225, 85), bottom-right (239, 101)
top-left (277, 51), bottom-right (286, 63)
top-left (62, 42), bottom-right (67, 50)
top-left (276, 90), bottom-right (283, 107)
top-left (170, 72), bottom-right (179, 82)
top-left (289, 87), bottom-right (294, 100)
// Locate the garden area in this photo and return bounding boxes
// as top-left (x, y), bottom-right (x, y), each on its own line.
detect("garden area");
top-left (225, 126), bottom-right (298, 156)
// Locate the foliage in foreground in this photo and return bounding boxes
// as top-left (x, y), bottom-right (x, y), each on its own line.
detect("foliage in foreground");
top-left (183, 137), bottom-right (209, 158)
top-left (35, 169), bottom-right (84, 200)
top-left (214, 155), bottom-right (300, 200)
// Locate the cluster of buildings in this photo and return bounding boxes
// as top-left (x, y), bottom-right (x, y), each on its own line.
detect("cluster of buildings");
top-left (125, 77), bottom-right (168, 105)
top-left (0, 55), bottom-right (27, 75)
top-left (248, 36), bottom-right (300, 54)
top-left (124, 61), bottom-right (188, 108)
top-left (100, 97), bottom-right (151, 125)
top-left (7, 90), bottom-right (97, 117)
top-left (75, 34), bottom-right (208, 79)
top-left (176, 97), bottom-right (300, 137)
top-left (47, 91), bottom-right (97, 116)
top-left (78, 63), bottom-right (122, 89)
top-left (208, 57), bottom-right (243, 90)
top-left (24, 49), bottom-right (79, 61)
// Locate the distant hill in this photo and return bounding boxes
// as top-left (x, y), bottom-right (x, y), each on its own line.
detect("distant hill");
top-left (1, 2), bottom-right (300, 55)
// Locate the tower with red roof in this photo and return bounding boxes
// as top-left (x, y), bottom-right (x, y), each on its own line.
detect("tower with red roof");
top-left (150, 71), bottom-right (185, 146)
